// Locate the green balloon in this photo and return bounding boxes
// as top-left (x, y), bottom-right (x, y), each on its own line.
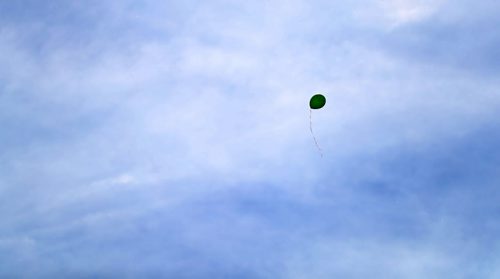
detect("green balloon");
top-left (309, 94), bottom-right (326, 109)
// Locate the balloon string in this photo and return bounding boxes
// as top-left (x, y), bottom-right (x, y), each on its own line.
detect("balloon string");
top-left (310, 109), bottom-right (323, 157)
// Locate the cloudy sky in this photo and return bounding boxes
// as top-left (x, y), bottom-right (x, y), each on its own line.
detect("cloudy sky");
top-left (1, 0), bottom-right (500, 278)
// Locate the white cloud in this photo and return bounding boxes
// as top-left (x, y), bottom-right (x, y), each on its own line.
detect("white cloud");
top-left (1, 0), bottom-right (500, 277)
top-left (355, 0), bottom-right (447, 28)
top-left (2, 0), bottom-right (499, 208)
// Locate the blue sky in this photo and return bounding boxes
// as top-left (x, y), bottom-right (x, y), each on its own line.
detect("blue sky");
top-left (1, 0), bottom-right (500, 278)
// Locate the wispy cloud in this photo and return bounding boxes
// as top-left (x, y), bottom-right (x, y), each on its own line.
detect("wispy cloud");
top-left (1, 0), bottom-right (500, 278)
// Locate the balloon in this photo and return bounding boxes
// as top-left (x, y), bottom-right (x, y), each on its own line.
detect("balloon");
top-left (309, 94), bottom-right (326, 109)
top-left (309, 93), bottom-right (326, 157)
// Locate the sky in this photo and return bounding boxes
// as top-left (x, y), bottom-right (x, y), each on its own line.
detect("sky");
top-left (1, 0), bottom-right (500, 278)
